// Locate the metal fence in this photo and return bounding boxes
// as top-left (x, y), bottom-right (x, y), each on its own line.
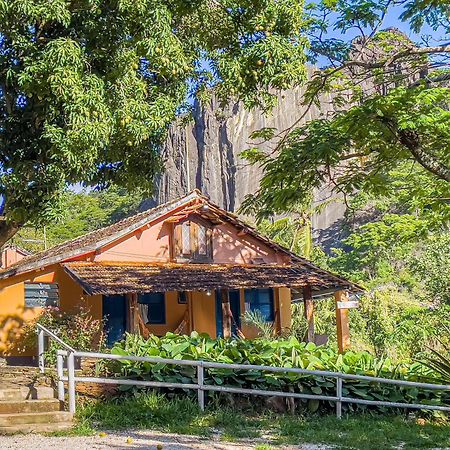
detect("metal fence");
top-left (37, 324), bottom-right (450, 417)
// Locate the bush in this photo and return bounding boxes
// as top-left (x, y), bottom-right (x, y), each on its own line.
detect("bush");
top-left (109, 332), bottom-right (449, 415)
top-left (22, 306), bottom-right (106, 364)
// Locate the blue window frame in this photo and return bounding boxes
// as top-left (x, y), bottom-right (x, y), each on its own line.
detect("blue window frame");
top-left (138, 292), bottom-right (166, 324)
top-left (244, 288), bottom-right (275, 322)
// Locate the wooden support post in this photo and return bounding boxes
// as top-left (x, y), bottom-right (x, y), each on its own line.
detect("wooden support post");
top-left (221, 289), bottom-right (232, 338)
top-left (335, 290), bottom-right (350, 353)
top-left (127, 293), bottom-right (140, 334)
top-left (303, 285), bottom-right (315, 343)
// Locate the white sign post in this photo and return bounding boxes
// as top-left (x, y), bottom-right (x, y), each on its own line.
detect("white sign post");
top-left (337, 300), bottom-right (359, 309)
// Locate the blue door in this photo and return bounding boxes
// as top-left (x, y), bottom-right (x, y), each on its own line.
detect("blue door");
top-left (216, 290), bottom-right (241, 337)
top-left (102, 295), bottom-right (127, 346)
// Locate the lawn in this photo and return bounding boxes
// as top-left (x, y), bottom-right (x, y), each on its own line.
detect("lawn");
top-left (66, 392), bottom-right (450, 450)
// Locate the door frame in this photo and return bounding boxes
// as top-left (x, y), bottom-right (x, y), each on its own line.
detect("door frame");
top-left (215, 289), bottom-right (241, 337)
top-left (102, 294), bottom-right (127, 346)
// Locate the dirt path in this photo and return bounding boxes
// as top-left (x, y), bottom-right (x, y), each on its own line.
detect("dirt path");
top-left (0, 430), bottom-right (330, 449)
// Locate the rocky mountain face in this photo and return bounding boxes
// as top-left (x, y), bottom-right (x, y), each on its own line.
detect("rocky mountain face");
top-left (156, 66), bottom-right (347, 247)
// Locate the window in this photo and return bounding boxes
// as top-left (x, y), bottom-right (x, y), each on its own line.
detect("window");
top-left (174, 220), bottom-right (212, 261)
top-left (25, 283), bottom-right (59, 308)
top-left (244, 288), bottom-right (274, 322)
top-left (138, 292), bottom-right (165, 324)
top-left (178, 291), bottom-right (188, 304)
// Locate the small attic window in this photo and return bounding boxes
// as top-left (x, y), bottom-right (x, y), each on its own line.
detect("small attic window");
top-left (173, 220), bottom-right (212, 261)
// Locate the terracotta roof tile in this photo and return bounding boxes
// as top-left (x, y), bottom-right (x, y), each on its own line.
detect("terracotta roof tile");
top-left (63, 261), bottom-right (361, 295)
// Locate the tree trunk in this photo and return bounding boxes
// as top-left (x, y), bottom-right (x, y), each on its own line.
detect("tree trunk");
top-left (0, 219), bottom-right (20, 248)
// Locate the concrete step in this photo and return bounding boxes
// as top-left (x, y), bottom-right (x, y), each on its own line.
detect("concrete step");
top-left (0, 386), bottom-right (55, 401)
top-left (0, 398), bottom-right (61, 414)
top-left (0, 421), bottom-right (73, 435)
top-left (0, 411), bottom-right (72, 427)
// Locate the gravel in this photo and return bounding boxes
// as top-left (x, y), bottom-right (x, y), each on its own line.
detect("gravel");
top-left (0, 430), bottom-right (331, 449)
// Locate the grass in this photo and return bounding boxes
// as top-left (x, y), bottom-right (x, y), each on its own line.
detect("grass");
top-left (63, 392), bottom-right (450, 450)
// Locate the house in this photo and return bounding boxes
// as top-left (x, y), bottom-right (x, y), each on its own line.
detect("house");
top-left (1, 244), bottom-right (31, 269)
top-left (0, 190), bottom-right (361, 364)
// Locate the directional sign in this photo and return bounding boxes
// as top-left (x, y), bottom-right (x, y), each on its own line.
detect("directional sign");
top-left (337, 300), bottom-right (359, 309)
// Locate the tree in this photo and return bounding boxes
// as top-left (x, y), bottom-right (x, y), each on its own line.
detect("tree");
top-left (241, 0), bottom-right (450, 218)
top-left (0, 0), bottom-right (308, 246)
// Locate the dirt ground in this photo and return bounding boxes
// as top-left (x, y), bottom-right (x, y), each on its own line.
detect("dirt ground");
top-left (0, 430), bottom-right (330, 450)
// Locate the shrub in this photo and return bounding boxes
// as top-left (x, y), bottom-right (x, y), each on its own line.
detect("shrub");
top-left (109, 332), bottom-right (449, 415)
top-left (22, 306), bottom-right (106, 364)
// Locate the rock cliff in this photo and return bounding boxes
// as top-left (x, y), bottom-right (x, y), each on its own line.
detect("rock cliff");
top-left (156, 67), bottom-right (347, 247)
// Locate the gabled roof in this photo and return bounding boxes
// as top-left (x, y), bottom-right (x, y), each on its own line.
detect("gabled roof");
top-left (0, 190), bottom-right (362, 293)
top-left (0, 191), bottom-right (203, 279)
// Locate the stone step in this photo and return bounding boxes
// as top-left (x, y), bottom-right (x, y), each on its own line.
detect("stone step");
top-left (0, 398), bottom-right (61, 414)
top-left (0, 386), bottom-right (55, 401)
top-left (0, 421), bottom-right (73, 435)
top-left (0, 411), bottom-right (72, 427)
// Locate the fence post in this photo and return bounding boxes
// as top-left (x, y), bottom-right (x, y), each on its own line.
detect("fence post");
top-left (197, 361), bottom-right (205, 411)
top-left (38, 328), bottom-right (45, 373)
top-left (67, 351), bottom-right (76, 414)
top-left (336, 376), bottom-right (342, 419)
top-left (57, 351), bottom-right (65, 402)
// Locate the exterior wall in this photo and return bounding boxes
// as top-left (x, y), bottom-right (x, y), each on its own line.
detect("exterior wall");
top-left (146, 291), bottom-right (187, 336)
top-left (0, 264), bottom-right (101, 357)
top-left (277, 287), bottom-right (292, 332)
top-left (190, 291), bottom-right (217, 337)
top-left (212, 223), bottom-right (290, 265)
top-left (146, 287), bottom-right (291, 339)
top-left (95, 220), bottom-right (171, 263)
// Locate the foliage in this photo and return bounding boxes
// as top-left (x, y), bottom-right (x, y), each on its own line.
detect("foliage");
top-left (242, 0), bottom-right (450, 220)
top-left (349, 289), bottom-right (450, 359)
top-left (21, 306), bottom-right (105, 363)
top-left (109, 332), bottom-right (449, 414)
top-left (422, 338), bottom-right (450, 385)
top-left (257, 216), bottom-right (312, 258)
top-left (0, 0), bottom-right (308, 245)
top-left (409, 233), bottom-right (450, 305)
top-left (242, 86), bottom-right (450, 220)
top-left (73, 392), bottom-right (450, 449)
top-left (290, 290), bottom-right (450, 361)
top-left (73, 391), bottom-right (450, 448)
top-left (242, 310), bottom-right (276, 340)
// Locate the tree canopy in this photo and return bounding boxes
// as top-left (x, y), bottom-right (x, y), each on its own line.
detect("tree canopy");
top-left (0, 0), bottom-right (308, 246)
top-left (242, 0), bottom-right (450, 219)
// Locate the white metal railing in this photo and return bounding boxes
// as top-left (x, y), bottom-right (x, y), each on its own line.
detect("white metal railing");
top-left (37, 323), bottom-right (76, 372)
top-left (54, 349), bottom-right (450, 417)
top-left (37, 325), bottom-right (450, 418)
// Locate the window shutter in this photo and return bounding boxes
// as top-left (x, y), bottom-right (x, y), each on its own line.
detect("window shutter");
top-left (206, 227), bottom-right (213, 259)
top-left (174, 224), bottom-right (183, 257)
top-left (190, 221), bottom-right (198, 255)
top-left (181, 222), bottom-right (191, 255)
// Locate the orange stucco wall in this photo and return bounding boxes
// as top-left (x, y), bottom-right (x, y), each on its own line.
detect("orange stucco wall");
top-left (95, 220), bottom-right (171, 263)
top-left (212, 223), bottom-right (290, 265)
top-left (146, 291), bottom-right (188, 336)
top-left (0, 264), bottom-right (102, 357)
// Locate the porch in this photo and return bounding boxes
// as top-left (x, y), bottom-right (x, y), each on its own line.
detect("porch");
top-left (64, 261), bottom-right (361, 350)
